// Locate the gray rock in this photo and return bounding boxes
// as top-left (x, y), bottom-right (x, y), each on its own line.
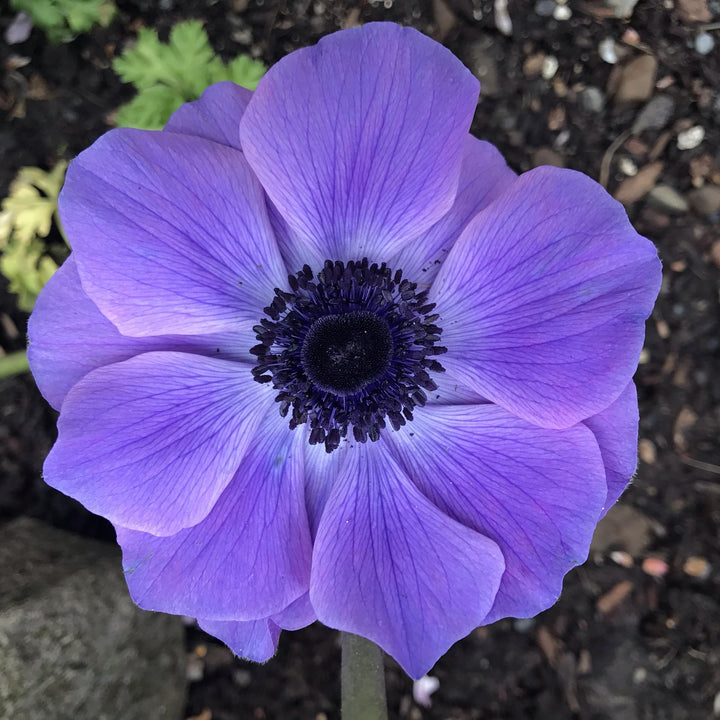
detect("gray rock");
top-left (647, 185), bottom-right (690, 214)
top-left (688, 185), bottom-right (720, 216)
top-left (632, 94), bottom-right (675, 134)
top-left (0, 518), bottom-right (186, 720)
top-left (534, 0), bottom-right (556, 17)
top-left (580, 86), bottom-right (605, 113)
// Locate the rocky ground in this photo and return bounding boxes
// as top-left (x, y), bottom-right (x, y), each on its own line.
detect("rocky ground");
top-left (1, 0), bottom-right (719, 718)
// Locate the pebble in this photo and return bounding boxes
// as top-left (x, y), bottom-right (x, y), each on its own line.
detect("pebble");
top-left (542, 55), bottom-right (559, 80)
top-left (642, 557), bottom-right (669, 577)
top-left (694, 32), bottom-right (715, 55)
top-left (4, 12), bottom-right (33, 45)
top-left (580, 86), bottom-right (605, 113)
top-left (632, 94), bottom-right (676, 133)
top-left (638, 438), bottom-right (657, 464)
top-left (688, 185), bottom-right (720, 215)
top-left (553, 3), bottom-right (572, 19)
top-left (615, 55), bottom-right (658, 103)
top-left (676, 0), bottom-right (712, 23)
top-left (494, 0), bottom-right (513, 35)
top-left (647, 185), bottom-right (690, 214)
top-left (614, 160), bottom-right (664, 204)
top-left (683, 556), bottom-right (711, 580)
top-left (677, 125), bottom-right (705, 149)
top-left (535, 0), bottom-right (556, 16)
top-left (608, 0), bottom-right (641, 17)
top-left (610, 550), bottom-right (634, 568)
top-left (599, 37), bottom-right (619, 64)
top-left (412, 675), bottom-right (440, 708)
top-left (513, 617), bottom-right (536, 632)
top-left (619, 157), bottom-right (638, 176)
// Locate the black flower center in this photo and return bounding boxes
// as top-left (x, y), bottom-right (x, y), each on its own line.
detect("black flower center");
top-left (301, 311), bottom-right (393, 396)
top-left (251, 259), bottom-right (446, 453)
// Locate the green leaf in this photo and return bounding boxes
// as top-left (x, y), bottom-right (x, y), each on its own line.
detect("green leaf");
top-left (10, 0), bottom-right (116, 42)
top-left (113, 20), bottom-right (267, 129)
top-left (0, 162), bottom-right (68, 311)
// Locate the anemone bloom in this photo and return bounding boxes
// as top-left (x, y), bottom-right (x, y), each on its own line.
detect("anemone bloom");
top-left (29, 23), bottom-right (660, 679)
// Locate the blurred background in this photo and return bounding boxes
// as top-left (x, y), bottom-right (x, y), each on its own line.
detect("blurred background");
top-left (0, 1), bottom-right (718, 718)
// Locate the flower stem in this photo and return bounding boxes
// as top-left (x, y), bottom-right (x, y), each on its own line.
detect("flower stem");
top-left (0, 350), bottom-right (29, 378)
top-left (341, 632), bottom-right (388, 720)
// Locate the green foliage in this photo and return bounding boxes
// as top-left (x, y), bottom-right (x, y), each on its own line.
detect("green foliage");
top-left (0, 162), bottom-right (68, 312)
top-left (10, 0), bottom-right (115, 43)
top-left (113, 20), bottom-right (267, 130)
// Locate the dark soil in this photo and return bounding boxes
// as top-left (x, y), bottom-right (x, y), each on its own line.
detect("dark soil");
top-left (1, 0), bottom-right (719, 718)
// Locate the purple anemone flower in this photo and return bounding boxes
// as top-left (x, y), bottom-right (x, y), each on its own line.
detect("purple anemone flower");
top-left (28, 23), bottom-right (661, 679)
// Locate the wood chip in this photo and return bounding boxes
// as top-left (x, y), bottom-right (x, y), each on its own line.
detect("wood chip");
top-left (614, 55), bottom-right (658, 103)
top-left (596, 580), bottom-right (634, 614)
top-left (536, 626), bottom-right (560, 667)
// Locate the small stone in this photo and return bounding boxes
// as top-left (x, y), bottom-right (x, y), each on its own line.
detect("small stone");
top-left (688, 185), bottom-right (720, 216)
top-left (608, 0), bottom-right (641, 18)
top-left (580, 86), bottom-right (605, 112)
top-left (513, 617), bottom-right (536, 632)
top-left (614, 161), bottom-right (664, 204)
top-left (591, 505), bottom-right (654, 556)
top-left (711, 240), bottom-right (720, 268)
top-left (677, 125), bottom-right (705, 150)
top-left (615, 55), bottom-right (658, 103)
top-left (532, 147), bottom-right (565, 168)
top-left (599, 37), bottom-right (619, 64)
top-left (4, 12), bottom-right (33, 44)
top-left (553, 3), bottom-right (572, 19)
top-left (642, 557), bottom-right (669, 577)
top-left (633, 667), bottom-right (648, 684)
top-left (619, 157), bottom-right (638, 176)
top-left (494, 0), bottom-right (513, 35)
top-left (673, 406), bottom-right (698, 450)
top-left (632, 94), bottom-right (676, 133)
top-left (523, 52), bottom-right (545, 78)
top-left (535, 0), bottom-right (556, 16)
top-left (542, 55), bottom-right (559, 80)
top-left (683, 556), bottom-right (711, 579)
top-left (694, 32), bottom-right (715, 55)
top-left (638, 438), bottom-right (657, 464)
top-left (610, 550), bottom-right (634, 568)
top-left (647, 185), bottom-right (690, 214)
top-left (413, 675), bottom-right (440, 708)
top-left (676, 0), bottom-right (712, 23)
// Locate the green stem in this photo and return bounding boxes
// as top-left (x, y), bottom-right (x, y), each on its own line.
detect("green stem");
top-left (0, 350), bottom-right (29, 378)
top-left (341, 632), bottom-right (388, 720)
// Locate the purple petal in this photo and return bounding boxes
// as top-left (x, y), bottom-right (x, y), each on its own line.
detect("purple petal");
top-left (28, 255), bottom-right (256, 411)
top-left (61, 128), bottom-right (287, 337)
top-left (164, 81), bottom-right (252, 149)
top-left (384, 404), bottom-right (607, 624)
top-left (44, 352), bottom-right (270, 535)
top-left (584, 380), bottom-right (639, 515)
top-left (390, 135), bottom-right (516, 284)
top-left (271, 593), bottom-right (317, 630)
top-left (198, 617), bottom-right (281, 662)
top-left (303, 437), bottom-right (348, 538)
top-left (432, 166), bottom-right (661, 428)
top-left (116, 413), bottom-right (310, 619)
top-left (240, 23), bottom-right (479, 263)
top-left (310, 442), bottom-right (504, 679)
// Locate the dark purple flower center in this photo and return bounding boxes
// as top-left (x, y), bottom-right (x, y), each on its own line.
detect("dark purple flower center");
top-left (251, 259), bottom-right (446, 453)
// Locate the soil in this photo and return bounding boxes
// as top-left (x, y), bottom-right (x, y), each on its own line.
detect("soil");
top-left (1, 0), bottom-right (719, 719)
